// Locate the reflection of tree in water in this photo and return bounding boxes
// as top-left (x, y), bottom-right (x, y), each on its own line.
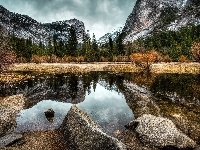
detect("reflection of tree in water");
top-left (150, 74), bottom-right (200, 103)
top-left (68, 74), bottom-right (79, 100)
top-left (82, 73), bottom-right (93, 95)
top-left (0, 72), bottom-right (159, 101)
top-left (81, 72), bottom-right (126, 95)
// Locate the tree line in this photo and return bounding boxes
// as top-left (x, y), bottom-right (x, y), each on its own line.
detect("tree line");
top-left (0, 23), bottom-right (200, 69)
top-left (9, 26), bottom-right (127, 63)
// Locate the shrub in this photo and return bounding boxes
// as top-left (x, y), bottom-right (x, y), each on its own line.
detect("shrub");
top-left (50, 54), bottom-right (60, 63)
top-left (31, 55), bottom-right (42, 63)
top-left (75, 56), bottom-right (84, 63)
top-left (163, 55), bottom-right (172, 62)
top-left (17, 57), bottom-right (27, 63)
top-left (113, 56), bottom-right (118, 62)
top-left (129, 52), bottom-right (144, 66)
top-left (117, 56), bottom-right (129, 62)
top-left (62, 55), bottom-right (73, 62)
top-left (129, 50), bottom-right (162, 65)
top-left (100, 56), bottom-right (109, 62)
top-left (178, 55), bottom-right (191, 62)
top-left (191, 42), bottom-right (200, 62)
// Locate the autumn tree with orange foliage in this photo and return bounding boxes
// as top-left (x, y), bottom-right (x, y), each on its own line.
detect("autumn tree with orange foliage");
top-left (191, 42), bottom-right (200, 62)
top-left (129, 50), bottom-right (162, 70)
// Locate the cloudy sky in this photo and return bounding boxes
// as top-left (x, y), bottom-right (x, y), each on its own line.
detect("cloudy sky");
top-left (0, 0), bottom-right (136, 39)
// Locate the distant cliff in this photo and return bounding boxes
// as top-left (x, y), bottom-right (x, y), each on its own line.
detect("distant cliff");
top-left (0, 5), bottom-right (86, 44)
top-left (122, 0), bottom-right (200, 41)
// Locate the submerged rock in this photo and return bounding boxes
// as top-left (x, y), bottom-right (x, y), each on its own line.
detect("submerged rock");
top-left (126, 114), bottom-right (197, 149)
top-left (60, 105), bottom-right (127, 150)
top-left (44, 108), bottom-right (55, 118)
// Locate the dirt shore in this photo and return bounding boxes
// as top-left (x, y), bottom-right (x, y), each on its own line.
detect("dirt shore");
top-left (7, 62), bottom-right (138, 73)
top-left (7, 62), bottom-right (200, 74)
top-left (0, 62), bottom-right (199, 83)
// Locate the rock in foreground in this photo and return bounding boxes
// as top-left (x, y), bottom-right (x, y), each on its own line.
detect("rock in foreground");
top-left (60, 105), bottom-right (127, 150)
top-left (127, 114), bottom-right (197, 149)
top-left (0, 95), bottom-right (25, 136)
top-left (0, 133), bottom-right (23, 147)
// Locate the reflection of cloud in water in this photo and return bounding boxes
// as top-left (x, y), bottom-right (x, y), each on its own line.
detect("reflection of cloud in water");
top-left (15, 83), bottom-right (134, 135)
top-left (78, 84), bottom-right (134, 135)
top-left (15, 100), bottom-right (72, 132)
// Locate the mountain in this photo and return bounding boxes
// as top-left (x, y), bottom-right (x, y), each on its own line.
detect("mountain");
top-left (122, 0), bottom-right (200, 42)
top-left (98, 27), bottom-right (122, 44)
top-left (0, 5), bottom-right (86, 44)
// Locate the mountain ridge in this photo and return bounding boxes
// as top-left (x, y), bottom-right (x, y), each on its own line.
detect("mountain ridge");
top-left (0, 5), bottom-right (86, 44)
top-left (122, 0), bottom-right (200, 42)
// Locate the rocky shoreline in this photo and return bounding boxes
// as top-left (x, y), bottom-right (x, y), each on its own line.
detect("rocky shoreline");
top-left (0, 95), bottom-right (199, 149)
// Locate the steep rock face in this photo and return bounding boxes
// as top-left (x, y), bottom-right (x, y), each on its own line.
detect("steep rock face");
top-left (0, 5), bottom-right (86, 44)
top-left (123, 0), bottom-right (199, 41)
top-left (60, 105), bottom-right (127, 150)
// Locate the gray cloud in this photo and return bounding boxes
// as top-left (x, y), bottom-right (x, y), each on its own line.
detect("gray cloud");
top-left (0, 0), bottom-right (136, 39)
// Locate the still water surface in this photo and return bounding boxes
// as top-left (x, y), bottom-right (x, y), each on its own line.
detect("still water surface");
top-left (14, 82), bottom-right (133, 135)
top-left (0, 72), bottom-right (199, 137)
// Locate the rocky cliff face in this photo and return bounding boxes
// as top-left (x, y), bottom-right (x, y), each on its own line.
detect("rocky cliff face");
top-left (122, 0), bottom-right (200, 41)
top-left (0, 5), bottom-right (86, 44)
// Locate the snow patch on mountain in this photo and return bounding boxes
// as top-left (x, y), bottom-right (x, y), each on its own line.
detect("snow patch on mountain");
top-left (98, 27), bottom-right (123, 44)
top-left (122, 0), bottom-right (199, 42)
top-left (0, 5), bottom-right (86, 45)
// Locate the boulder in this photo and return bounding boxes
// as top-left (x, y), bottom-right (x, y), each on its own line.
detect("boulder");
top-left (126, 114), bottom-right (197, 149)
top-left (0, 133), bottom-right (24, 147)
top-left (0, 95), bottom-right (25, 136)
top-left (60, 105), bottom-right (127, 150)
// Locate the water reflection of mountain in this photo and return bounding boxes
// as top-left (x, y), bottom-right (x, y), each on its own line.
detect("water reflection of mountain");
top-left (0, 74), bottom-right (86, 108)
top-left (0, 72), bottom-right (199, 108)
top-left (1, 72), bottom-right (200, 142)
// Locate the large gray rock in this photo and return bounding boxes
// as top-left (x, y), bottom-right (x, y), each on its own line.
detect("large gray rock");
top-left (127, 114), bottom-right (197, 149)
top-left (0, 95), bottom-right (25, 136)
top-left (0, 133), bottom-right (23, 147)
top-left (60, 105), bottom-right (127, 150)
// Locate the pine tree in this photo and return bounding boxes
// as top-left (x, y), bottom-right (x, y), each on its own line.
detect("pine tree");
top-left (68, 26), bottom-right (78, 56)
top-left (83, 31), bottom-right (91, 62)
top-left (108, 36), bottom-right (114, 61)
top-left (91, 33), bottom-right (99, 61)
top-left (116, 32), bottom-right (125, 55)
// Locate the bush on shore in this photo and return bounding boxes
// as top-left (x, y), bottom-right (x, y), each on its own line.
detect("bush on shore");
top-left (191, 42), bottom-right (200, 62)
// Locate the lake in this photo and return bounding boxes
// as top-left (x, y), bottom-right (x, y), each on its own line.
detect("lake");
top-left (0, 72), bottom-right (199, 142)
